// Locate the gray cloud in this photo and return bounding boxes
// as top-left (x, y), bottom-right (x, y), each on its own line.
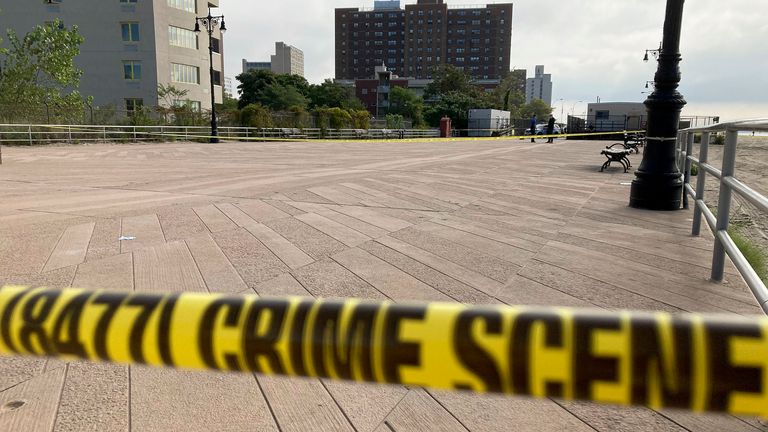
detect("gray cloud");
top-left (218, 0), bottom-right (768, 119)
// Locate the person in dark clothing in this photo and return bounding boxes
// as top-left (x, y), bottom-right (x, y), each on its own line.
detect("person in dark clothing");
top-left (546, 116), bottom-right (556, 143)
top-left (530, 114), bottom-right (537, 142)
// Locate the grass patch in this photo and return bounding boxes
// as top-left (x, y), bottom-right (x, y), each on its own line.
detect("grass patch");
top-left (729, 228), bottom-right (768, 282)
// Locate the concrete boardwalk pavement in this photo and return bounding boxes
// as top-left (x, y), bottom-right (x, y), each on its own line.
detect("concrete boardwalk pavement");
top-left (0, 139), bottom-right (764, 432)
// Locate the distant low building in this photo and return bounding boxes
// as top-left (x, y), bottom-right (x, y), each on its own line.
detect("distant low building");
top-left (242, 42), bottom-right (304, 76)
top-left (525, 65), bottom-right (553, 106)
top-left (586, 102), bottom-right (646, 132)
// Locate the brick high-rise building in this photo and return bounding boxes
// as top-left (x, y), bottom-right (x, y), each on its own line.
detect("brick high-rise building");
top-left (335, 0), bottom-right (512, 80)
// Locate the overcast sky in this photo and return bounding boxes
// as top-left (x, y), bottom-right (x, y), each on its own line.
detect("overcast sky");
top-left (217, 0), bottom-right (768, 120)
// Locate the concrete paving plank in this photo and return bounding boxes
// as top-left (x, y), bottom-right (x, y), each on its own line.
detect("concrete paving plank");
top-left (0, 367), bottom-right (66, 432)
top-left (258, 377), bottom-right (355, 432)
top-left (390, 227), bottom-right (521, 283)
top-left (359, 241), bottom-right (497, 304)
top-left (235, 199), bottom-right (291, 222)
top-left (375, 236), bottom-right (504, 297)
top-left (130, 239), bottom-right (277, 432)
top-left (558, 401), bottom-right (686, 432)
top-left (193, 204), bottom-right (238, 233)
top-left (186, 233), bottom-right (248, 294)
top-left (253, 273), bottom-right (311, 297)
top-left (429, 390), bottom-right (592, 432)
top-left (53, 363), bottom-right (129, 432)
top-left (157, 206), bottom-right (209, 241)
top-left (133, 241), bottom-right (207, 293)
top-left (215, 203), bottom-right (257, 228)
top-left (307, 186), bottom-right (364, 206)
top-left (414, 221), bottom-right (536, 266)
top-left (43, 222), bottom-right (95, 272)
top-left (242, 220), bottom-right (314, 269)
top-left (376, 388), bottom-right (468, 432)
top-left (85, 218), bottom-right (121, 262)
top-left (120, 214), bottom-right (165, 253)
top-left (292, 258), bottom-right (386, 300)
top-left (332, 205), bottom-right (413, 232)
top-left (296, 212), bottom-right (371, 247)
top-left (263, 217), bottom-right (348, 261)
top-left (333, 248), bottom-right (451, 302)
top-left (73, 253), bottom-right (134, 291)
top-left (212, 228), bottom-right (290, 288)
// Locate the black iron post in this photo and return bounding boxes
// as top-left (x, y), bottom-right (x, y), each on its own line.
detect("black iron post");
top-left (195, 10), bottom-right (226, 144)
top-left (630, 0), bottom-right (686, 210)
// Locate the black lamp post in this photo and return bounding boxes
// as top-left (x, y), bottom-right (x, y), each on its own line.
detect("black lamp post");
top-left (194, 9), bottom-right (226, 144)
top-left (630, 0), bottom-right (686, 210)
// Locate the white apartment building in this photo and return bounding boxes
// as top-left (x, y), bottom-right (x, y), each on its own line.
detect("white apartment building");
top-left (242, 42), bottom-right (304, 77)
top-left (0, 0), bottom-right (225, 115)
top-left (525, 65), bottom-right (553, 106)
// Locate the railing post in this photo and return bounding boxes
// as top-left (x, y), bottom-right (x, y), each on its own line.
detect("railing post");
top-left (711, 130), bottom-right (739, 282)
top-left (692, 132), bottom-right (710, 235)
top-left (683, 132), bottom-right (694, 209)
top-left (103, 126), bottom-right (107, 142)
top-left (28, 125), bottom-right (33, 146)
top-left (68, 126), bottom-right (72, 144)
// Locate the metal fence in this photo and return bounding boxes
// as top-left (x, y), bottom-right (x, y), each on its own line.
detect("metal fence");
top-left (0, 124), bottom-right (439, 145)
top-left (678, 119), bottom-right (768, 314)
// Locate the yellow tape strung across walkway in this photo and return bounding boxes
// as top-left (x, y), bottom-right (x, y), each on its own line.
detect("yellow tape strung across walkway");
top-left (39, 125), bottom-right (642, 144)
top-left (4, 286), bottom-right (764, 417)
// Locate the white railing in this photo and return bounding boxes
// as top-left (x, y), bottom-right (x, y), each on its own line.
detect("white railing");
top-left (0, 124), bottom-right (439, 145)
top-left (678, 119), bottom-right (768, 314)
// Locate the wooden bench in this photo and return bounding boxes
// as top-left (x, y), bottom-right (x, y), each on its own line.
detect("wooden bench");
top-left (280, 128), bottom-right (307, 139)
top-left (622, 132), bottom-right (646, 153)
top-left (601, 144), bottom-right (633, 173)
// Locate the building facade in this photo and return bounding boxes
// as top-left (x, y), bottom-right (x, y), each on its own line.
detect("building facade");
top-left (525, 65), bottom-right (553, 106)
top-left (242, 42), bottom-right (304, 77)
top-left (0, 0), bottom-right (225, 116)
top-left (335, 0), bottom-right (512, 80)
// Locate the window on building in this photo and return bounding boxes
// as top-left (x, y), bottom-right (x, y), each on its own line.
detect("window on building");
top-left (125, 98), bottom-right (144, 116)
top-left (121, 22), bottom-right (140, 42)
top-left (167, 0), bottom-right (195, 13)
top-left (211, 37), bottom-right (221, 54)
top-left (212, 70), bottom-right (221, 86)
top-left (168, 25), bottom-right (197, 49)
top-left (171, 63), bottom-right (200, 84)
top-left (596, 110), bottom-right (610, 120)
top-left (120, 0), bottom-right (138, 3)
top-left (123, 61), bottom-right (141, 80)
top-left (174, 100), bottom-right (202, 111)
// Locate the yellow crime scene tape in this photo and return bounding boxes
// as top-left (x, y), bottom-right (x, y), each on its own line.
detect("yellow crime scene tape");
top-left (5, 286), bottom-right (764, 417)
top-left (41, 125), bottom-right (641, 144)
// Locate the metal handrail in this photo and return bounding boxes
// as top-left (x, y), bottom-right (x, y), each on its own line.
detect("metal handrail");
top-left (0, 124), bottom-right (439, 144)
top-left (678, 119), bottom-right (768, 314)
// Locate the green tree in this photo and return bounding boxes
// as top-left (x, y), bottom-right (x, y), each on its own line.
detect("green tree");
top-left (424, 91), bottom-right (481, 129)
top-left (349, 110), bottom-right (371, 129)
top-left (308, 80), bottom-right (363, 110)
top-left (274, 74), bottom-right (311, 98)
top-left (156, 84), bottom-right (189, 123)
top-left (389, 87), bottom-right (425, 127)
top-left (493, 71), bottom-right (526, 116)
top-left (262, 83), bottom-right (308, 111)
top-left (0, 20), bottom-right (88, 123)
top-left (424, 65), bottom-right (479, 100)
top-left (240, 103), bottom-right (273, 128)
top-left (518, 99), bottom-right (553, 121)
top-left (236, 69), bottom-right (277, 109)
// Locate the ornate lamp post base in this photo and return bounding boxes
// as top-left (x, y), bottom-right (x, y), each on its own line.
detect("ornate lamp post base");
top-left (629, 0), bottom-right (686, 211)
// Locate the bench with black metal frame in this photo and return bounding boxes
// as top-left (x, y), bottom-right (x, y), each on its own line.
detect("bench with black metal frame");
top-left (601, 144), bottom-right (633, 173)
top-left (622, 132), bottom-right (646, 153)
